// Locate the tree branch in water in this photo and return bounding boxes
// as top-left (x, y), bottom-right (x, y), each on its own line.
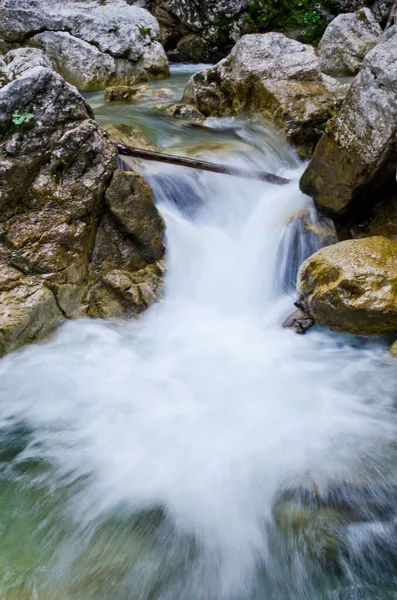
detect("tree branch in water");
top-left (116, 144), bottom-right (291, 185)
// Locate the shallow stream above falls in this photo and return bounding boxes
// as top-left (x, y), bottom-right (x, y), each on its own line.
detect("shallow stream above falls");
top-left (1, 66), bottom-right (397, 600)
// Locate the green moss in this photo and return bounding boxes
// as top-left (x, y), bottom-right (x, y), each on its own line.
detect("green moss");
top-left (245, 0), bottom-right (340, 43)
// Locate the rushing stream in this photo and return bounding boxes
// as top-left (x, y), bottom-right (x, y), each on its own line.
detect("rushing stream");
top-left (1, 66), bottom-right (397, 600)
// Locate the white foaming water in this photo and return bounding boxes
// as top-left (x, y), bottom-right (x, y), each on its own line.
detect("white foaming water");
top-left (1, 124), bottom-right (397, 599)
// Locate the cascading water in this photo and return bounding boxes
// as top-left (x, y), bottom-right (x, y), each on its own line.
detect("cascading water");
top-left (1, 68), bottom-right (397, 600)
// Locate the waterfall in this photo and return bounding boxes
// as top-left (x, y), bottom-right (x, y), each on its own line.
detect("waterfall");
top-left (0, 117), bottom-right (397, 600)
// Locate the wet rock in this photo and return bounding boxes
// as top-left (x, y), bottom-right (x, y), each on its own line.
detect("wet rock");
top-left (0, 263), bottom-right (62, 356)
top-left (390, 339), bottom-right (397, 357)
top-left (319, 8), bottom-right (381, 77)
top-left (87, 170), bottom-right (165, 319)
top-left (104, 83), bottom-right (172, 103)
top-left (182, 33), bottom-right (337, 157)
top-left (274, 502), bottom-right (347, 563)
top-left (282, 306), bottom-right (315, 334)
top-left (298, 237), bottom-right (397, 335)
top-left (102, 123), bottom-right (158, 152)
top-left (0, 0), bottom-right (169, 89)
top-left (104, 85), bottom-right (150, 103)
top-left (160, 102), bottom-right (205, 122)
top-left (300, 31), bottom-right (397, 214)
top-left (105, 170), bottom-right (165, 263)
top-left (0, 64), bottom-right (166, 354)
top-left (0, 66), bottom-right (115, 327)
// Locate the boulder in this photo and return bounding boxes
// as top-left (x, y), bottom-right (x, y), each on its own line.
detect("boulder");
top-left (160, 102), bottom-right (205, 122)
top-left (0, 0), bottom-right (169, 90)
top-left (300, 32), bottom-right (397, 214)
top-left (0, 263), bottom-right (62, 356)
top-left (319, 8), bottom-right (381, 76)
top-left (0, 64), bottom-right (165, 355)
top-left (3, 47), bottom-right (53, 80)
top-left (30, 31), bottom-right (117, 91)
top-left (104, 84), bottom-right (151, 103)
top-left (103, 83), bottom-right (172, 103)
top-left (182, 33), bottom-right (337, 157)
top-left (297, 237), bottom-right (397, 335)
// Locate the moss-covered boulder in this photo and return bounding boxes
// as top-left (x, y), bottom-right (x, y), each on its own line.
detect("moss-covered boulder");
top-left (183, 33), bottom-right (338, 157)
top-left (300, 31), bottom-right (397, 213)
top-left (298, 237), bottom-right (397, 335)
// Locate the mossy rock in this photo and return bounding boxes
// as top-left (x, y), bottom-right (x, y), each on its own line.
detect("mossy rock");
top-left (298, 236), bottom-right (397, 335)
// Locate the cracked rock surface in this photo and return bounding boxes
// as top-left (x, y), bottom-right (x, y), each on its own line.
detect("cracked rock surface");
top-left (0, 62), bottom-right (165, 356)
top-left (0, 0), bottom-right (169, 90)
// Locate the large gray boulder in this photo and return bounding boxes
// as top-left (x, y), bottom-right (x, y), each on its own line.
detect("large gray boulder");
top-left (319, 8), bottom-right (381, 76)
top-left (183, 33), bottom-right (338, 157)
top-left (0, 0), bottom-right (169, 90)
top-left (300, 31), bottom-right (397, 214)
top-left (0, 64), bottom-right (165, 355)
top-left (298, 237), bottom-right (397, 336)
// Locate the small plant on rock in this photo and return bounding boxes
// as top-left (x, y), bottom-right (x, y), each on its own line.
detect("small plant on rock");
top-left (12, 112), bottom-right (34, 126)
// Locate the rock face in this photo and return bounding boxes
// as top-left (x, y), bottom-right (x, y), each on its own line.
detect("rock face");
top-left (183, 33), bottom-right (338, 157)
top-left (135, 0), bottom-right (393, 63)
top-left (144, 0), bottom-right (248, 62)
top-left (319, 8), bottom-right (381, 76)
top-left (0, 64), bottom-right (165, 355)
top-left (300, 31), bottom-right (397, 213)
top-left (298, 237), bottom-right (397, 335)
top-left (0, 0), bottom-right (169, 91)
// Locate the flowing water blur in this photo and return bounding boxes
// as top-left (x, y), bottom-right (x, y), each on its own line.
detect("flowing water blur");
top-left (1, 67), bottom-right (397, 600)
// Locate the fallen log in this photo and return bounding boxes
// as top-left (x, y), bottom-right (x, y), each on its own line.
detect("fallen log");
top-left (116, 143), bottom-right (291, 185)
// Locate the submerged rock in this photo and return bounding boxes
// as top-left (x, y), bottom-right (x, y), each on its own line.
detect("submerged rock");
top-left (158, 102), bottom-right (205, 122)
top-left (0, 64), bottom-right (166, 355)
top-left (104, 83), bottom-right (172, 103)
top-left (319, 8), bottom-right (381, 77)
top-left (282, 307), bottom-right (315, 335)
top-left (390, 339), bottom-right (397, 357)
top-left (102, 123), bottom-right (158, 152)
top-left (104, 85), bottom-right (151, 103)
top-left (298, 237), bottom-right (397, 335)
top-left (182, 33), bottom-right (338, 157)
top-left (0, 0), bottom-right (169, 90)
